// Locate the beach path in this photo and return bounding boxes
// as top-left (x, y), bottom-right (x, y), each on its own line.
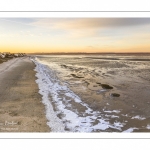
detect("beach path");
top-left (0, 57), bottom-right (50, 132)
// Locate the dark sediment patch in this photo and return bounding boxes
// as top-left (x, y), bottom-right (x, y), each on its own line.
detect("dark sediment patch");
top-left (9, 112), bottom-right (18, 116)
top-left (87, 57), bottom-right (120, 60)
top-left (61, 64), bottom-right (67, 68)
top-left (71, 74), bottom-right (84, 78)
top-left (96, 82), bottom-right (114, 90)
top-left (124, 59), bottom-right (150, 61)
top-left (84, 81), bottom-right (90, 86)
top-left (96, 82), bottom-right (101, 85)
top-left (87, 57), bottom-right (150, 62)
top-left (111, 93), bottom-right (120, 97)
top-left (61, 64), bottom-right (74, 70)
top-left (100, 84), bottom-right (113, 89)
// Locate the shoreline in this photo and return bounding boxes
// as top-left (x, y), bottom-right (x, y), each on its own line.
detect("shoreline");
top-left (33, 55), bottom-right (150, 132)
top-left (0, 57), bottom-right (50, 132)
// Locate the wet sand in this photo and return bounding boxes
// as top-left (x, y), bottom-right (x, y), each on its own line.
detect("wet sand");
top-left (0, 57), bottom-right (50, 132)
top-left (35, 55), bottom-right (150, 132)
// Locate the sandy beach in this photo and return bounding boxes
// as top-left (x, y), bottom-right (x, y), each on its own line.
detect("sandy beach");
top-left (0, 57), bottom-right (50, 132)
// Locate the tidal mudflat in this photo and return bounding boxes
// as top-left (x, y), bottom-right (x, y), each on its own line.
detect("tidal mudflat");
top-left (32, 54), bottom-right (150, 132)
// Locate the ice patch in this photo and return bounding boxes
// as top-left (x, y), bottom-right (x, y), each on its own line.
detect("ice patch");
top-left (146, 124), bottom-right (150, 129)
top-left (121, 114), bottom-right (129, 117)
top-left (131, 115), bottom-right (146, 120)
top-left (113, 122), bottom-right (124, 130)
top-left (111, 115), bottom-right (119, 118)
top-left (122, 127), bottom-right (139, 133)
top-left (103, 109), bottom-right (121, 114)
top-left (33, 62), bottom-right (65, 132)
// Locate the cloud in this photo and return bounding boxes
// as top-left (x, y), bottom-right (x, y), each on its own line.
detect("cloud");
top-left (30, 18), bottom-right (150, 30)
top-left (2, 18), bottom-right (150, 32)
top-left (3, 18), bottom-right (150, 29)
top-left (3, 18), bottom-right (150, 39)
top-left (27, 18), bottom-right (150, 39)
top-left (4, 18), bottom-right (36, 24)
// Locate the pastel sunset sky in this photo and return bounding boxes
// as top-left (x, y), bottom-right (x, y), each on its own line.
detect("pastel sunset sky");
top-left (0, 18), bottom-right (150, 53)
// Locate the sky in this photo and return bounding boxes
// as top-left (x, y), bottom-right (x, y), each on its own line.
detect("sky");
top-left (0, 18), bottom-right (150, 53)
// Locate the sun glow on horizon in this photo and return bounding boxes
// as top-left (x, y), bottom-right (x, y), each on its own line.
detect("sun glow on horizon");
top-left (0, 18), bottom-right (150, 53)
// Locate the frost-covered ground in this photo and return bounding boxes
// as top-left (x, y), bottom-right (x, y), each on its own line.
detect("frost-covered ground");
top-left (32, 54), bottom-right (150, 132)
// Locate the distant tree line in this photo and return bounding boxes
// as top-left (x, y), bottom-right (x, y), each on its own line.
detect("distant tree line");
top-left (0, 52), bottom-right (26, 59)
